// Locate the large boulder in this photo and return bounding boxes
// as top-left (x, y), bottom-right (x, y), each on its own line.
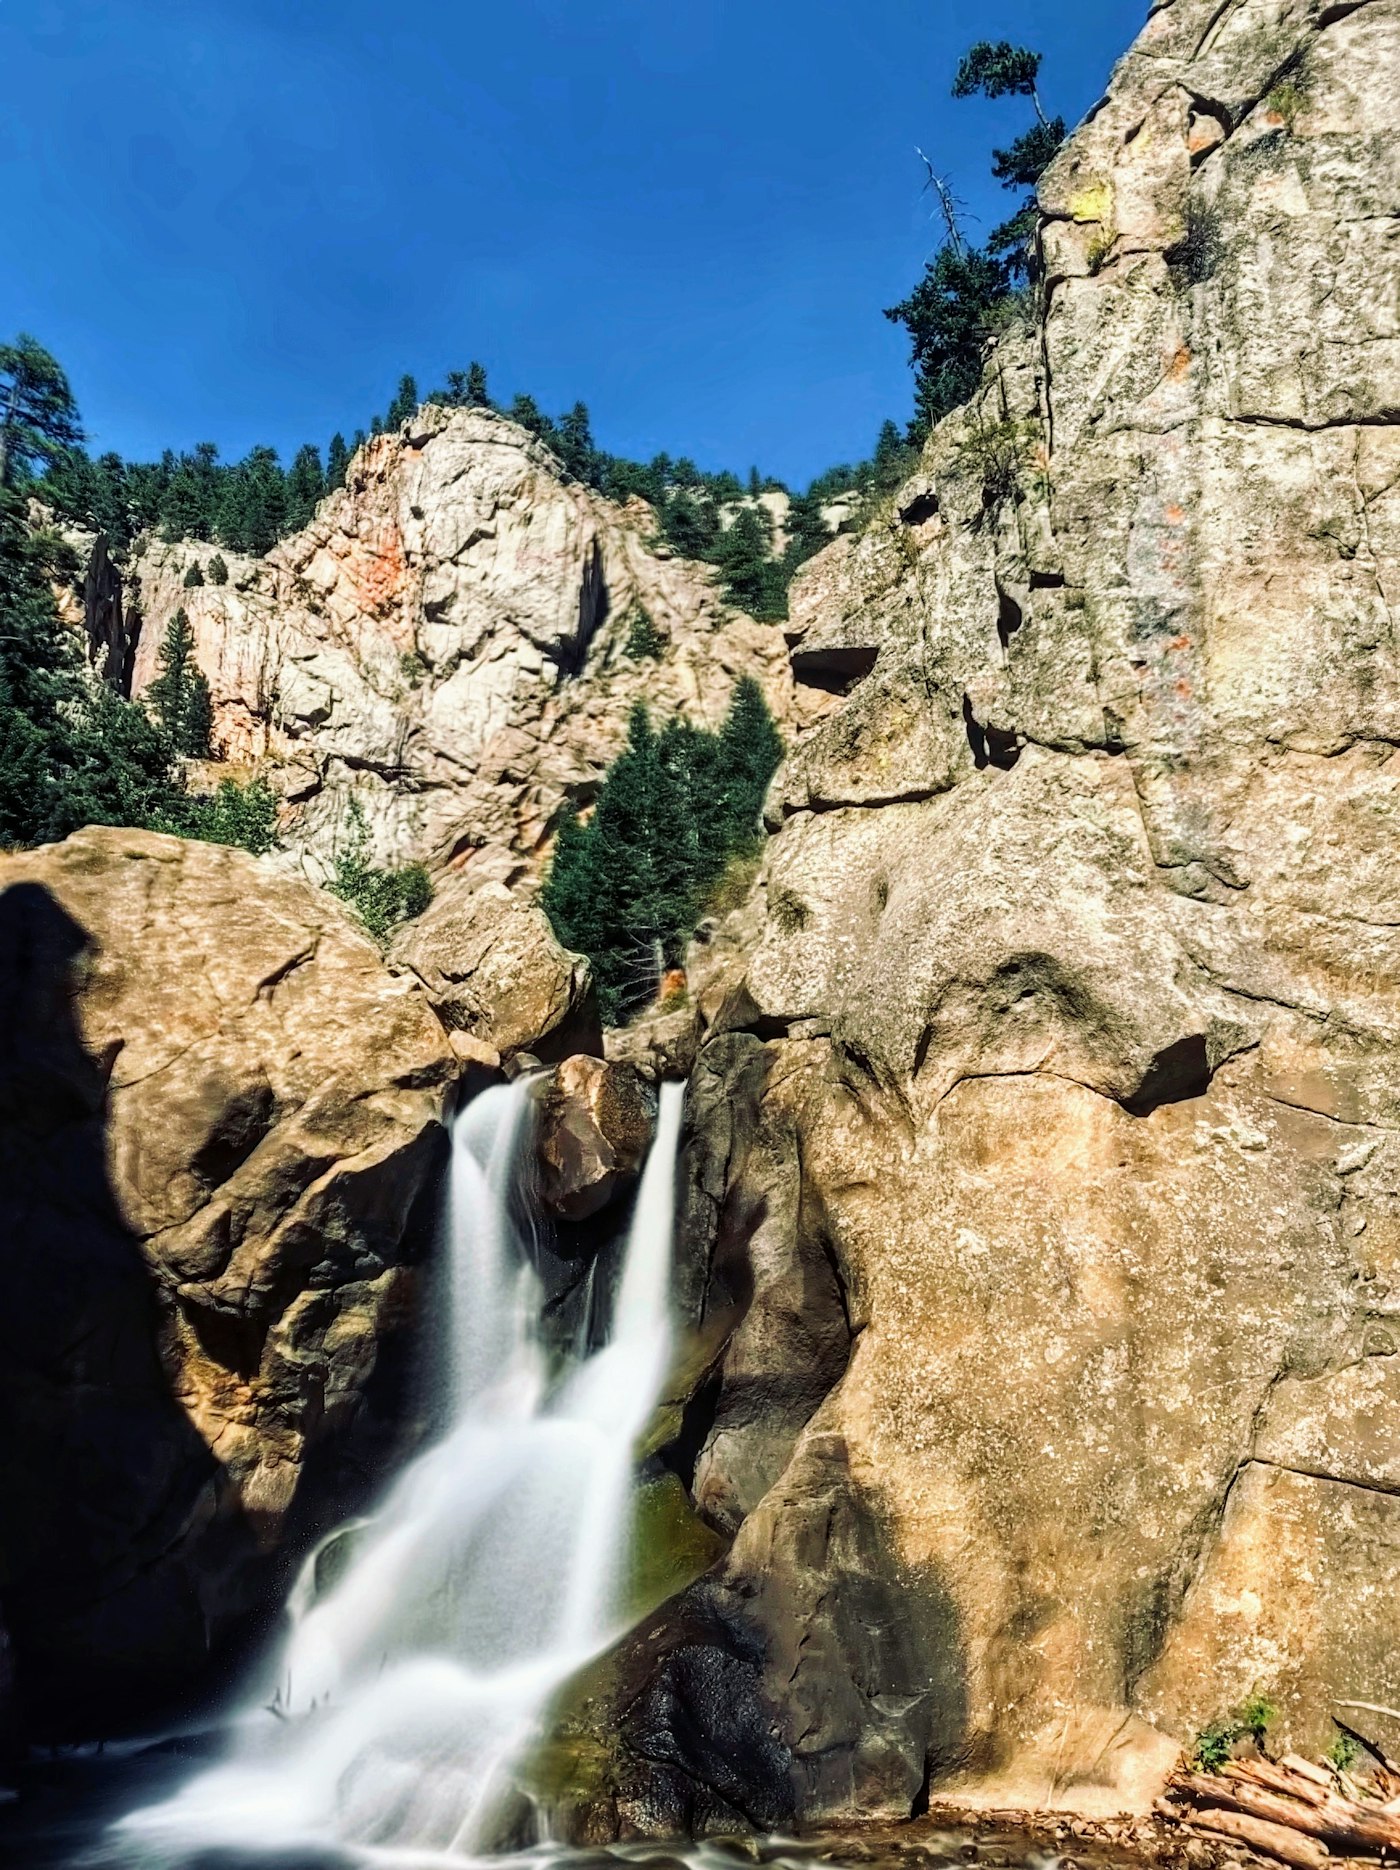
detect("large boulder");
top-left (536, 1056), bottom-right (655, 1223)
top-left (566, 0), bottom-right (1400, 1836)
top-left (0, 827), bottom-right (456, 1735)
top-left (391, 855), bottom-right (601, 1067)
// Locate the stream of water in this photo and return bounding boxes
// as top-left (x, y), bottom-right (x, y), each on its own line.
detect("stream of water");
top-left (63, 1075), bottom-right (686, 1868)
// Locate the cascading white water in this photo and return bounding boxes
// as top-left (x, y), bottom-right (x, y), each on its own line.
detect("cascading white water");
top-left (119, 1076), bottom-right (685, 1865)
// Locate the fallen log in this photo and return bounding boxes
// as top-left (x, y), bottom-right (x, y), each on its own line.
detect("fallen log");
top-left (1181, 1806), bottom-right (1331, 1870)
top-left (1164, 1755), bottom-right (1400, 1865)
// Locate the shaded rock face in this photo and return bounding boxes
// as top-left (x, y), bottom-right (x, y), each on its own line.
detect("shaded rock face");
top-left (581, 0), bottom-right (1400, 1835)
top-left (0, 828), bottom-right (455, 1735)
top-left (81, 533), bottom-right (132, 691)
top-left (43, 518), bottom-right (136, 692)
top-left (127, 410), bottom-right (829, 874)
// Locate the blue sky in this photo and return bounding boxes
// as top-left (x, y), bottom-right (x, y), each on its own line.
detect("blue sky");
top-left (3, 0), bottom-right (1147, 488)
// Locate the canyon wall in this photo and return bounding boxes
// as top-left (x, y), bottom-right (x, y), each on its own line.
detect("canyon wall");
top-left (6, 0), bottom-right (1398, 1821)
top-left (573, 0), bottom-right (1400, 1835)
top-left (126, 410), bottom-right (825, 876)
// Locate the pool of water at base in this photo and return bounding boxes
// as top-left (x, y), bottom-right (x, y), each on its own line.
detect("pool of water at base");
top-left (0, 1747), bottom-right (1153, 1870)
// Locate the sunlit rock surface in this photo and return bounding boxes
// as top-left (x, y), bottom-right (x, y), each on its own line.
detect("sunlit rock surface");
top-left (570, 0), bottom-right (1400, 1836)
top-left (390, 850), bottom-right (601, 1068)
top-left (127, 409), bottom-right (828, 874)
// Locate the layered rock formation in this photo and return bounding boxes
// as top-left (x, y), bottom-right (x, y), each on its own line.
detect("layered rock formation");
top-left (0, 827), bottom-right (457, 1733)
top-left (571, 0), bottom-right (1400, 1835)
top-left (126, 410), bottom-right (824, 875)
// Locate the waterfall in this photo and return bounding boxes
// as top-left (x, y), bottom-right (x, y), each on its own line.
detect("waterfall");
top-left (118, 1076), bottom-right (685, 1864)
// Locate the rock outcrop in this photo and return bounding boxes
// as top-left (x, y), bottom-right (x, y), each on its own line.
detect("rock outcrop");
top-left (390, 849), bottom-right (601, 1068)
top-left (127, 411), bottom-right (827, 875)
top-left (568, 0), bottom-right (1400, 1837)
top-left (0, 827), bottom-right (456, 1734)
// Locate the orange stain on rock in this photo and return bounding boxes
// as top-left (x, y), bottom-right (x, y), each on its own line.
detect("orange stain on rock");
top-left (348, 519), bottom-right (409, 617)
top-left (1175, 680), bottom-right (1193, 700)
top-left (1167, 345), bottom-right (1192, 380)
top-left (1164, 503), bottom-right (1186, 525)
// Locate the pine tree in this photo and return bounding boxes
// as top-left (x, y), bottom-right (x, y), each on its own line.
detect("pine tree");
top-left (145, 609), bottom-right (212, 757)
top-left (539, 806), bottom-right (602, 962)
top-left (624, 608), bottom-right (664, 659)
top-left (326, 432), bottom-right (350, 491)
top-left (190, 441), bottom-right (222, 532)
top-left (222, 446), bottom-right (287, 556)
top-left (658, 716), bottom-right (725, 886)
top-left (207, 553), bottom-right (229, 584)
top-left (57, 675), bottom-right (186, 833)
top-left (952, 41), bottom-right (1046, 107)
top-left (538, 682), bottom-right (784, 1024)
top-left (714, 675), bottom-right (784, 845)
top-left (508, 394), bottom-right (557, 445)
top-left (555, 402), bottom-right (598, 484)
top-left (42, 447), bottom-right (131, 547)
top-left (0, 483), bottom-right (73, 840)
top-left (0, 334), bottom-right (83, 486)
top-left (0, 477), bottom-right (186, 845)
top-left (183, 561), bottom-right (205, 587)
top-left (585, 704), bottom-right (696, 1015)
top-left (91, 452), bottom-right (131, 542)
top-left (159, 461), bottom-right (208, 542)
top-left (712, 505), bottom-right (786, 620)
top-left (782, 492), bottom-right (831, 576)
top-left (465, 362), bottom-right (490, 407)
top-left (872, 419), bottom-right (910, 491)
top-left (286, 442), bottom-right (325, 529)
top-left (887, 40), bottom-right (1062, 437)
top-left (125, 455), bottom-right (175, 538)
top-left (660, 491), bottom-right (717, 559)
top-left (386, 374), bottom-right (419, 428)
top-left (885, 245), bottom-right (1011, 439)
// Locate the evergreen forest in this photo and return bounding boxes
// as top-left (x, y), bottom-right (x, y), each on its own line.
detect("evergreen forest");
top-left (540, 677), bottom-right (784, 1021)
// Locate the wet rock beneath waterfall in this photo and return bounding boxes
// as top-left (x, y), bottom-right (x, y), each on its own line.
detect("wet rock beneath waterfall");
top-left (537, 1056), bottom-right (656, 1222)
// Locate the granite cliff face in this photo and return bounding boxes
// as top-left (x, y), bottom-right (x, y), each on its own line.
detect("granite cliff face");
top-left (568, 0), bottom-right (1400, 1835)
top-left (127, 409), bottom-right (823, 875)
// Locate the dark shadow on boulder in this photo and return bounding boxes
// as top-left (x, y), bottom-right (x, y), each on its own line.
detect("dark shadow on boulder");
top-left (0, 883), bottom-right (262, 1740)
top-left (0, 879), bottom-right (453, 1744)
top-left (1123, 1033), bottom-right (1212, 1116)
top-left (589, 1435), bottom-right (970, 1834)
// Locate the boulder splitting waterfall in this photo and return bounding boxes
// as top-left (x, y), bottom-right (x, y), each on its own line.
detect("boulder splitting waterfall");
top-left (119, 1076), bottom-right (686, 1863)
